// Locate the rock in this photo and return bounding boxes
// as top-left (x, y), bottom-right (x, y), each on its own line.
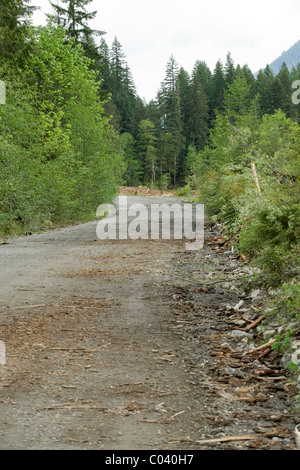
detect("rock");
top-left (287, 322), bottom-right (298, 333)
top-left (263, 329), bottom-right (277, 340)
top-left (281, 354), bottom-right (291, 367)
top-left (250, 289), bottom-right (261, 299)
top-left (234, 300), bottom-right (244, 311)
top-left (228, 330), bottom-right (253, 343)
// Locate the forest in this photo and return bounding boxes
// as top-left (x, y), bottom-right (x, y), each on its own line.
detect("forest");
top-left (0, 1), bottom-right (299, 293)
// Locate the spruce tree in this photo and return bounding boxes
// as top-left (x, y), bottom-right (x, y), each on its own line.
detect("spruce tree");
top-left (224, 52), bottom-right (236, 88)
top-left (159, 56), bottom-right (184, 186)
top-left (110, 37), bottom-right (137, 133)
top-left (137, 119), bottom-right (157, 185)
top-left (211, 60), bottom-right (225, 114)
top-left (188, 79), bottom-right (209, 151)
top-left (274, 62), bottom-right (297, 119)
top-left (50, 0), bottom-right (103, 42)
top-left (256, 65), bottom-right (276, 116)
top-left (0, 0), bottom-right (36, 64)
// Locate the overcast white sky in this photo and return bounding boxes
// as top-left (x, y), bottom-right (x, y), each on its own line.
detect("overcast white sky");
top-left (32, 0), bottom-right (300, 102)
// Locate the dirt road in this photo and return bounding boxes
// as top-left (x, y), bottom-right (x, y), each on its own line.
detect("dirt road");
top-left (0, 196), bottom-right (298, 450)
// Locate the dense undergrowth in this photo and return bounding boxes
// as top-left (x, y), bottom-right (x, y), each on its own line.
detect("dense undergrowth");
top-left (182, 83), bottom-right (300, 402)
top-left (0, 25), bottom-right (125, 237)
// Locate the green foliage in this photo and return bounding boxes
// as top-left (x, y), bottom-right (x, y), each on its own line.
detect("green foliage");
top-left (269, 283), bottom-right (300, 325)
top-left (0, 23), bottom-right (125, 236)
top-left (193, 107), bottom-right (299, 286)
top-left (267, 283), bottom-right (300, 388)
top-left (121, 132), bottom-right (140, 187)
top-left (137, 119), bottom-right (157, 186)
top-left (0, 0), bottom-right (36, 65)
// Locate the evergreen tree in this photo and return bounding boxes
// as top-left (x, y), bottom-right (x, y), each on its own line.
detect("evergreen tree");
top-left (224, 75), bottom-right (253, 124)
top-left (50, 0), bottom-right (103, 42)
top-left (273, 62), bottom-right (297, 119)
top-left (256, 65), bottom-right (276, 116)
top-left (187, 79), bottom-right (209, 151)
top-left (211, 60), bottom-right (225, 114)
top-left (0, 0), bottom-right (36, 64)
top-left (177, 67), bottom-right (191, 151)
top-left (121, 132), bottom-right (141, 186)
top-left (224, 52), bottom-right (236, 88)
top-left (110, 37), bottom-right (137, 133)
top-left (137, 119), bottom-right (157, 185)
top-left (158, 56), bottom-right (185, 186)
top-left (162, 55), bottom-right (179, 96)
top-left (98, 38), bottom-right (112, 95)
top-left (49, 0), bottom-right (105, 65)
top-left (192, 60), bottom-right (212, 97)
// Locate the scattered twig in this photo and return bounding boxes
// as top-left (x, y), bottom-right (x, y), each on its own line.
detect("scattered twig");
top-left (157, 354), bottom-right (175, 362)
top-left (170, 410), bottom-right (186, 419)
top-left (13, 304), bottom-right (45, 310)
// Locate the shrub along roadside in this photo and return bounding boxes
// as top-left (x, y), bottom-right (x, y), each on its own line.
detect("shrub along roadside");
top-left (186, 79), bottom-right (300, 402)
top-left (0, 24), bottom-right (126, 237)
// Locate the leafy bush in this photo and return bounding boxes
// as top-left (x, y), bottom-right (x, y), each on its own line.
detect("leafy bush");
top-left (0, 24), bottom-right (125, 236)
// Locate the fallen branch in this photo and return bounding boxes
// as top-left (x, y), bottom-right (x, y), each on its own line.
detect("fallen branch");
top-left (251, 162), bottom-right (262, 195)
top-left (250, 374), bottom-right (287, 382)
top-left (170, 427), bottom-right (286, 445)
top-left (42, 347), bottom-right (98, 352)
top-left (245, 316), bottom-right (264, 331)
top-left (244, 338), bottom-right (276, 355)
top-left (41, 403), bottom-right (107, 411)
top-left (173, 274), bottom-right (247, 286)
top-left (13, 304), bottom-right (45, 310)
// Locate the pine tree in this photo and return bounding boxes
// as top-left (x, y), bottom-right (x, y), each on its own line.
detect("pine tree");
top-left (224, 52), bottom-right (236, 88)
top-left (177, 67), bottom-right (191, 152)
top-left (0, 0), bottom-right (36, 64)
top-left (256, 65), bottom-right (276, 116)
top-left (273, 62), bottom-right (297, 119)
top-left (224, 75), bottom-right (252, 123)
top-left (187, 79), bottom-right (209, 151)
top-left (211, 60), bottom-right (225, 114)
top-left (110, 37), bottom-right (137, 133)
top-left (50, 0), bottom-right (104, 42)
top-left (192, 61), bottom-right (212, 97)
top-left (98, 38), bottom-right (112, 94)
top-left (137, 119), bottom-right (157, 185)
top-left (158, 56), bottom-right (185, 186)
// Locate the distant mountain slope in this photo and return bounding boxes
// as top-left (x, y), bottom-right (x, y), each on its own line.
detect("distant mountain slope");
top-left (268, 39), bottom-right (300, 74)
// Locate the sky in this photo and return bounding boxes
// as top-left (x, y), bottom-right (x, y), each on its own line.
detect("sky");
top-left (32, 0), bottom-right (300, 102)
